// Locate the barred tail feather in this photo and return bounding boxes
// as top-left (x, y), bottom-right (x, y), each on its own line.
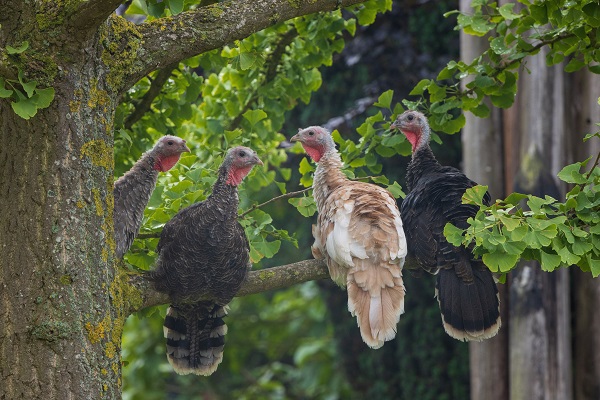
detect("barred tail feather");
top-left (435, 267), bottom-right (501, 341)
top-left (347, 262), bottom-right (405, 349)
top-left (163, 303), bottom-right (228, 376)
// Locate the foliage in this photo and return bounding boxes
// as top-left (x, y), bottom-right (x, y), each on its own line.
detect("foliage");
top-left (0, 41), bottom-right (55, 119)
top-left (444, 135), bottom-right (600, 277)
top-left (406, 0), bottom-right (600, 131)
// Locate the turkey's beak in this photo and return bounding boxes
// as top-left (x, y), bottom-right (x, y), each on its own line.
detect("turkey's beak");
top-left (290, 133), bottom-right (300, 143)
top-left (181, 140), bottom-right (191, 153)
top-left (390, 121), bottom-right (400, 130)
top-left (254, 155), bottom-right (264, 166)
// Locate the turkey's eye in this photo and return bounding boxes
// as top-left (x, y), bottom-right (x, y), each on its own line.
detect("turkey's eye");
top-left (407, 114), bottom-right (414, 122)
top-left (167, 141), bottom-right (174, 145)
top-left (239, 151), bottom-right (246, 157)
top-left (308, 130), bottom-right (314, 136)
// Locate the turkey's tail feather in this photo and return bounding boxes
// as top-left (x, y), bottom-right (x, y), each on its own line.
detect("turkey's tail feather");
top-left (163, 303), bottom-right (228, 376)
top-left (435, 265), bottom-right (501, 341)
top-left (347, 259), bottom-right (405, 349)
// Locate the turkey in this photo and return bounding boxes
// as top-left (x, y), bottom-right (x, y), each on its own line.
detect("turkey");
top-left (291, 126), bottom-right (407, 349)
top-left (113, 135), bottom-right (190, 258)
top-left (147, 146), bottom-right (262, 375)
top-left (391, 110), bottom-right (501, 341)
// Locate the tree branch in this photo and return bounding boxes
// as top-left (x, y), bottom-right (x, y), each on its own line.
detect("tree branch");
top-left (129, 258), bottom-right (328, 315)
top-left (125, 0), bottom-right (367, 88)
top-left (124, 63), bottom-right (179, 130)
top-left (71, 0), bottom-right (124, 30)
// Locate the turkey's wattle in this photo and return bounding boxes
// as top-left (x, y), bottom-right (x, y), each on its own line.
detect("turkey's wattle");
top-left (147, 146), bottom-right (262, 376)
top-left (113, 135), bottom-right (190, 259)
top-left (391, 110), bottom-right (501, 341)
top-left (292, 126), bottom-right (407, 349)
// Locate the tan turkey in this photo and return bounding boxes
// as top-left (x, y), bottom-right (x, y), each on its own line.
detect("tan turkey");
top-left (292, 126), bottom-right (407, 349)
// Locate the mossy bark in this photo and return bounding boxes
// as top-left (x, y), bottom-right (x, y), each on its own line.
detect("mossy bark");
top-left (0, 52), bottom-right (122, 400)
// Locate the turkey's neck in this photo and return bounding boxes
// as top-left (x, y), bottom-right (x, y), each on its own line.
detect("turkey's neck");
top-left (122, 151), bottom-right (160, 182)
top-left (406, 145), bottom-right (441, 191)
top-left (209, 169), bottom-right (240, 220)
top-left (313, 149), bottom-right (348, 209)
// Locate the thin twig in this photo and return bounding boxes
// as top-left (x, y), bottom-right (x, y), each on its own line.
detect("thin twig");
top-left (240, 187), bottom-right (312, 218)
top-left (585, 151), bottom-right (600, 181)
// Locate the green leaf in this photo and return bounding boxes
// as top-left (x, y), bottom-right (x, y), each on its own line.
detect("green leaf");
top-left (482, 252), bottom-right (520, 272)
top-left (6, 41), bottom-right (29, 54)
top-left (499, 215), bottom-right (520, 231)
top-left (18, 70), bottom-right (37, 98)
top-left (498, 3), bottom-right (521, 20)
top-left (374, 89), bottom-right (393, 109)
top-left (386, 181), bottom-right (405, 199)
top-left (168, 0), bottom-right (184, 14)
top-left (289, 196), bottom-right (317, 217)
top-left (540, 250), bottom-right (562, 271)
top-left (243, 109), bottom-right (268, 126)
top-left (32, 87), bottom-right (55, 108)
top-left (503, 192), bottom-right (528, 205)
top-left (490, 91), bottom-right (516, 108)
top-left (529, 3), bottom-right (548, 24)
top-left (462, 185), bottom-right (488, 205)
top-left (409, 79), bottom-right (431, 96)
top-left (298, 157), bottom-right (314, 175)
top-left (557, 161), bottom-right (587, 184)
top-left (0, 78), bottom-right (13, 98)
top-left (11, 97), bottom-right (38, 119)
top-left (557, 246), bottom-right (581, 265)
top-left (443, 223), bottom-right (464, 246)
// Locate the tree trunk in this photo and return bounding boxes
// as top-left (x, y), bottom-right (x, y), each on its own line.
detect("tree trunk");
top-left (459, 1), bottom-right (509, 399)
top-left (571, 69), bottom-right (600, 400)
top-left (505, 44), bottom-right (572, 400)
top-left (0, 27), bottom-right (124, 400)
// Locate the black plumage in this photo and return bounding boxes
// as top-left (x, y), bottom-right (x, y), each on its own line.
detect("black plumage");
top-left (147, 146), bottom-right (262, 375)
top-left (113, 135), bottom-right (189, 258)
top-left (391, 110), bottom-right (501, 341)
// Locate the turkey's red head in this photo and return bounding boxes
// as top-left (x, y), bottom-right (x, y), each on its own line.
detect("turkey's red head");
top-left (224, 146), bottom-right (263, 186)
top-left (390, 111), bottom-right (430, 153)
top-left (153, 135), bottom-right (191, 172)
top-left (290, 126), bottom-right (333, 163)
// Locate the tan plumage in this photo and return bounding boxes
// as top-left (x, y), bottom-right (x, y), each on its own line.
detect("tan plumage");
top-left (292, 126), bottom-right (407, 349)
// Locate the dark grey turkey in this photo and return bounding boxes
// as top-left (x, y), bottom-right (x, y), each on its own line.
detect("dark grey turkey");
top-left (147, 146), bottom-right (262, 375)
top-left (391, 110), bottom-right (501, 341)
top-left (113, 135), bottom-right (190, 258)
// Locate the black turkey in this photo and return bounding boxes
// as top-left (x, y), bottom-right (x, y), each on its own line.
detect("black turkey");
top-left (147, 146), bottom-right (262, 375)
top-left (391, 110), bottom-right (501, 341)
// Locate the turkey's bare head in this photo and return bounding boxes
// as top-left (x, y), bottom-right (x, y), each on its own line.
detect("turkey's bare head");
top-left (224, 146), bottom-right (263, 186)
top-left (290, 126), bottom-right (333, 162)
top-left (390, 111), bottom-right (430, 153)
top-left (153, 135), bottom-right (191, 172)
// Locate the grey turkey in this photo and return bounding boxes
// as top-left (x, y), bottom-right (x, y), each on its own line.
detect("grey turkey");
top-left (147, 146), bottom-right (262, 375)
top-left (391, 110), bottom-right (501, 341)
top-left (113, 135), bottom-right (190, 259)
